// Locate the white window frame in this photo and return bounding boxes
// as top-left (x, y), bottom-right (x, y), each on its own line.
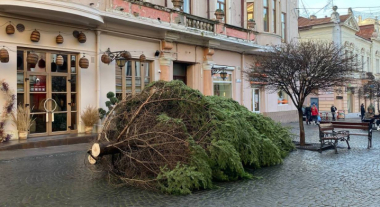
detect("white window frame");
top-left (252, 88), bottom-right (260, 113)
top-left (212, 66), bottom-right (234, 98)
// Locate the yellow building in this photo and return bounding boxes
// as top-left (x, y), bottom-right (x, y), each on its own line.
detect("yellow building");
top-left (298, 7), bottom-right (380, 117)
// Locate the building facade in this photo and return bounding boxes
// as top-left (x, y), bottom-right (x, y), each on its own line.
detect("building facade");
top-left (0, 0), bottom-right (298, 140)
top-left (299, 7), bottom-right (380, 117)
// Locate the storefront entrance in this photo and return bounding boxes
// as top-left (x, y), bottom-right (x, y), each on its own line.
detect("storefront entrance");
top-left (17, 49), bottom-right (78, 137)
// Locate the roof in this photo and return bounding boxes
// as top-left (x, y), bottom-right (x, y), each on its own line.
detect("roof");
top-left (355, 25), bottom-right (375, 41)
top-left (298, 15), bottom-right (350, 29)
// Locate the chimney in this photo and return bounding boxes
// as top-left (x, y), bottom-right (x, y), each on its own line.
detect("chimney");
top-left (310, 15), bottom-right (317, 19)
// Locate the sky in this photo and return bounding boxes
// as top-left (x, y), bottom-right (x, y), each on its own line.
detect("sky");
top-left (299, 0), bottom-right (380, 19)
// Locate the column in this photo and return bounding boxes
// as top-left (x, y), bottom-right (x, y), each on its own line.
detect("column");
top-left (159, 41), bottom-right (174, 81)
top-left (203, 48), bottom-right (215, 96)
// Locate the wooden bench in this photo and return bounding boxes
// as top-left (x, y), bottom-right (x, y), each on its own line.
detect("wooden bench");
top-left (317, 123), bottom-right (350, 154)
top-left (319, 121), bottom-right (372, 153)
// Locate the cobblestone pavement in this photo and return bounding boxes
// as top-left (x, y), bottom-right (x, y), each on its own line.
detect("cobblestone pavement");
top-left (1, 121), bottom-right (380, 207)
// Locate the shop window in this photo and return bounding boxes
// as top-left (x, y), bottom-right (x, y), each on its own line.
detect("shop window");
top-left (115, 60), bottom-right (151, 100)
top-left (213, 72), bottom-right (232, 98)
top-left (278, 90), bottom-right (288, 105)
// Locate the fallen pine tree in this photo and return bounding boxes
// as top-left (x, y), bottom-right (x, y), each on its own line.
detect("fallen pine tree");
top-left (88, 80), bottom-right (294, 194)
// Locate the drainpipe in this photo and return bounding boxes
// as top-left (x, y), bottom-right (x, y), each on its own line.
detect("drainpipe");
top-left (96, 30), bottom-right (101, 110)
top-left (241, 52), bottom-right (244, 105)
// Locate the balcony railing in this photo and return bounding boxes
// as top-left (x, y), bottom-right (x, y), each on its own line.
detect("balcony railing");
top-left (185, 15), bottom-right (215, 32)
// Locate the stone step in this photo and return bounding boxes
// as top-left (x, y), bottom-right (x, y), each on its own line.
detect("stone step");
top-left (0, 134), bottom-right (96, 151)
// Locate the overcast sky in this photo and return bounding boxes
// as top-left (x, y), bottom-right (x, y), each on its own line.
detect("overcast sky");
top-left (299, 0), bottom-right (380, 18)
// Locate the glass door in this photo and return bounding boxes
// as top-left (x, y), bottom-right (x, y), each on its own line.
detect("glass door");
top-left (252, 88), bottom-right (260, 113)
top-left (20, 50), bottom-right (78, 137)
top-left (50, 75), bottom-right (69, 134)
top-left (28, 74), bottom-right (48, 135)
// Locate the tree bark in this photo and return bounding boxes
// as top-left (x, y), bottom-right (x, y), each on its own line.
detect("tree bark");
top-left (298, 108), bottom-right (306, 146)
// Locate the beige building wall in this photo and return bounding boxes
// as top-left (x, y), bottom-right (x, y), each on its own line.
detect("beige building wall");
top-left (0, 16), bottom-right (97, 136)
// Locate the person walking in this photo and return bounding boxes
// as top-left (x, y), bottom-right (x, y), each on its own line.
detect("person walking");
top-left (331, 104), bottom-right (337, 121)
top-left (305, 104), bottom-right (312, 125)
top-left (361, 103), bottom-right (366, 121)
top-left (311, 104), bottom-right (319, 124)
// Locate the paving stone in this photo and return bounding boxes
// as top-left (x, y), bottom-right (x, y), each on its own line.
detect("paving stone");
top-left (1, 121), bottom-right (380, 206)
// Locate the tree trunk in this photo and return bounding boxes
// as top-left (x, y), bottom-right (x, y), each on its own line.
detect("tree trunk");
top-left (298, 108), bottom-right (306, 146)
top-left (91, 142), bottom-right (119, 158)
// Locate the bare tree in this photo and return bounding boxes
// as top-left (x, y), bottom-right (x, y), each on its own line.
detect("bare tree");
top-left (246, 41), bottom-right (358, 146)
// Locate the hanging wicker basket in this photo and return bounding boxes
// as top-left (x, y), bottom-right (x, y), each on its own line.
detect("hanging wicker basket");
top-left (56, 34), bottom-right (64, 44)
top-left (79, 56), bottom-right (89, 69)
top-left (77, 32), bottom-right (86, 43)
top-left (56, 55), bottom-right (64, 66)
top-left (101, 54), bottom-right (111, 64)
top-left (27, 53), bottom-right (39, 67)
top-left (30, 30), bottom-right (40, 42)
top-left (121, 51), bottom-right (132, 60)
top-left (6, 24), bottom-right (15, 35)
top-left (0, 48), bottom-right (9, 63)
top-left (139, 54), bottom-right (146, 62)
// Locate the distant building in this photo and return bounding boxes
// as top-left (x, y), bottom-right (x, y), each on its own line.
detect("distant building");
top-left (298, 6), bottom-right (380, 116)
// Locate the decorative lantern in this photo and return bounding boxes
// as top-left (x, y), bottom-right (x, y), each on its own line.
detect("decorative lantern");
top-left (116, 57), bottom-right (127, 69)
top-left (6, 23), bottom-right (15, 35)
top-left (101, 54), bottom-right (111, 64)
top-left (56, 34), bottom-right (64, 44)
top-left (27, 52), bottom-right (39, 67)
top-left (38, 59), bottom-right (46, 68)
top-left (77, 32), bottom-right (86, 43)
top-left (139, 54), bottom-right (146, 62)
top-left (0, 48), bottom-right (9, 63)
top-left (56, 55), bottom-right (64, 66)
top-left (121, 51), bottom-right (132, 60)
top-left (220, 71), bottom-right (228, 80)
top-left (30, 30), bottom-right (40, 42)
top-left (79, 55), bottom-right (89, 69)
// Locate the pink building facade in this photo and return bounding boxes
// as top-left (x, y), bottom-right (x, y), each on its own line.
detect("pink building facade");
top-left (0, 0), bottom-right (298, 140)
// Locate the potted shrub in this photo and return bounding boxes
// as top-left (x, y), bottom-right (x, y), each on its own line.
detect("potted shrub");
top-left (215, 9), bottom-right (225, 20)
top-left (248, 19), bottom-right (256, 29)
top-left (14, 104), bottom-right (34, 140)
top-left (81, 106), bottom-right (99, 134)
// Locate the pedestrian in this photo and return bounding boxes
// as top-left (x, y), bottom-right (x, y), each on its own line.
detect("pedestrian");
top-left (331, 104), bottom-right (337, 121)
top-left (361, 103), bottom-right (365, 121)
top-left (364, 106), bottom-right (375, 127)
top-left (305, 104), bottom-right (312, 125)
top-left (311, 104), bottom-right (319, 124)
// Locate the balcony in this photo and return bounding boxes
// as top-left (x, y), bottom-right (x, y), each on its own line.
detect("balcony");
top-left (105, 0), bottom-right (258, 52)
